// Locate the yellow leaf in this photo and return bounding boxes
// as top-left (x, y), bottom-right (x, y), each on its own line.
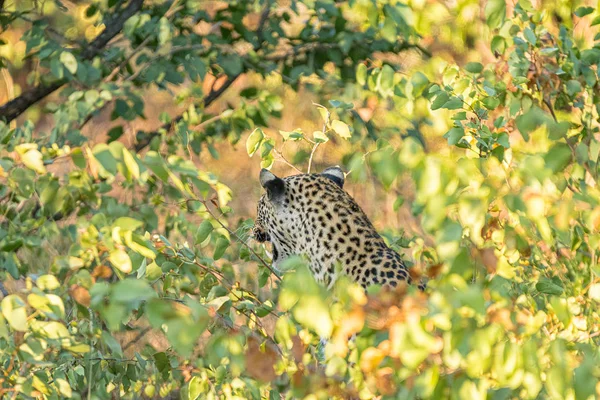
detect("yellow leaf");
top-left (360, 347), bottom-right (386, 373)
top-left (1, 295), bottom-right (28, 332)
top-left (590, 283), bottom-right (600, 302)
top-left (64, 343), bottom-right (91, 353)
top-left (123, 148), bottom-right (140, 180)
top-left (331, 120), bottom-right (351, 139)
top-left (246, 128), bottom-right (264, 156)
top-left (216, 182), bottom-right (233, 207)
top-left (21, 149), bottom-right (46, 174)
top-left (109, 249), bottom-right (132, 274)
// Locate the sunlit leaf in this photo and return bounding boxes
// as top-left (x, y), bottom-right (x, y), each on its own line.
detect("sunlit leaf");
top-left (109, 249), bottom-right (133, 274)
top-left (1, 295), bottom-right (28, 332)
top-left (60, 51), bottom-right (78, 74)
top-left (331, 120), bottom-right (351, 139)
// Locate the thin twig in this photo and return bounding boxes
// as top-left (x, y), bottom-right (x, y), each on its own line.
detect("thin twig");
top-left (307, 104), bottom-right (329, 173)
top-left (133, 74), bottom-right (238, 152)
top-left (273, 148), bottom-right (303, 173)
top-left (192, 111), bottom-right (230, 130)
top-left (122, 326), bottom-right (152, 351)
top-left (105, 35), bottom-right (153, 82)
top-left (307, 142), bottom-right (320, 174)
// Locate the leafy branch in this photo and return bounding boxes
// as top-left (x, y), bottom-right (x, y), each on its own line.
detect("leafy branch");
top-left (0, 0), bottom-right (145, 122)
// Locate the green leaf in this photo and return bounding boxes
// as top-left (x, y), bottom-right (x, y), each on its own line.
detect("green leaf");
top-left (566, 80), bottom-right (582, 96)
top-left (485, 0), bottom-right (506, 28)
top-left (158, 17), bottom-right (171, 45)
top-left (84, 89), bottom-right (99, 104)
top-left (313, 130), bottom-right (329, 143)
top-left (111, 279), bottom-right (157, 304)
top-left (331, 120), bottom-right (351, 139)
top-left (278, 255), bottom-right (307, 272)
top-left (482, 96), bottom-right (500, 110)
top-left (60, 51), bottom-right (78, 74)
top-left (328, 100), bottom-right (354, 110)
top-left (443, 96), bottom-right (463, 110)
top-left (523, 27), bottom-right (536, 45)
top-left (431, 92), bottom-right (450, 110)
top-left (491, 35), bottom-right (507, 54)
top-left (515, 108), bottom-right (547, 141)
top-left (188, 376), bottom-right (205, 400)
top-left (536, 278), bottom-right (563, 295)
top-left (213, 237), bottom-right (230, 260)
top-left (465, 62), bottom-right (483, 74)
top-left (85, 4), bottom-right (98, 17)
top-left (114, 217), bottom-right (144, 231)
top-left (379, 64), bottom-right (395, 93)
top-left (380, 17), bottom-right (396, 42)
top-left (1, 295), bottom-right (28, 331)
top-left (102, 330), bottom-right (123, 356)
top-left (278, 129), bottom-right (301, 141)
top-left (92, 144), bottom-right (118, 176)
top-left (444, 127), bottom-right (464, 146)
top-left (574, 7), bottom-right (594, 17)
top-left (195, 220), bottom-right (214, 244)
top-left (246, 128), bottom-right (264, 157)
top-left (590, 140), bottom-right (600, 163)
top-left (71, 148), bottom-right (86, 169)
top-left (411, 72), bottom-right (430, 97)
top-left (107, 126), bottom-right (124, 143)
top-left (544, 144), bottom-right (572, 173)
top-left (497, 132), bottom-right (510, 148)
top-left (206, 296), bottom-right (231, 312)
top-left (240, 87), bottom-right (258, 98)
top-left (220, 54), bottom-right (243, 76)
top-left (356, 63), bottom-right (367, 86)
top-left (144, 152), bottom-right (169, 181)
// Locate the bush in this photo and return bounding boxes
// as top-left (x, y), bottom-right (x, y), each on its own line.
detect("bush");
top-left (0, 0), bottom-right (599, 399)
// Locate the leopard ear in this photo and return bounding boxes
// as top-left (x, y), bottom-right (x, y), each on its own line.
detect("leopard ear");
top-left (260, 169), bottom-right (285, 200)
top-left (321, 166), bottom-right (344, 188)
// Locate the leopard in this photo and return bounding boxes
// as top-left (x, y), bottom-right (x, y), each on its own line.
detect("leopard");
top-left (252, 166), bottom-right (424, 291)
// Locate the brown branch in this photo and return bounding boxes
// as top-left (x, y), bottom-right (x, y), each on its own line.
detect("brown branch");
top-left (133, 74), bottom-right (239, 152)
top-left (0, 0), bottom-right (145, 123)
top-left (122, 326), bottom-right (152, 351)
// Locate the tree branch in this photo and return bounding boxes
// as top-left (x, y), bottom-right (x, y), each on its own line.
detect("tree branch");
top-left (133, 74), bottom-right (238, 152)
top-left (0, 0), bottom-right (145, 123)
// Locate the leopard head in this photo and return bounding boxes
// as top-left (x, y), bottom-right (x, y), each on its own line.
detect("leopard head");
top-left (253, 167), bottom-right (345, 265)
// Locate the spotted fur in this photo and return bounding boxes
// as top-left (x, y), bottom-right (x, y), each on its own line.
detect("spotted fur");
top-left (253, 167), bottom-right (423, 290)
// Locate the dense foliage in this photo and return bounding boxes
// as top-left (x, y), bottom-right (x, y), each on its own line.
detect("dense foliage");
top-left (0, 0), bottom-right (599, 399)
